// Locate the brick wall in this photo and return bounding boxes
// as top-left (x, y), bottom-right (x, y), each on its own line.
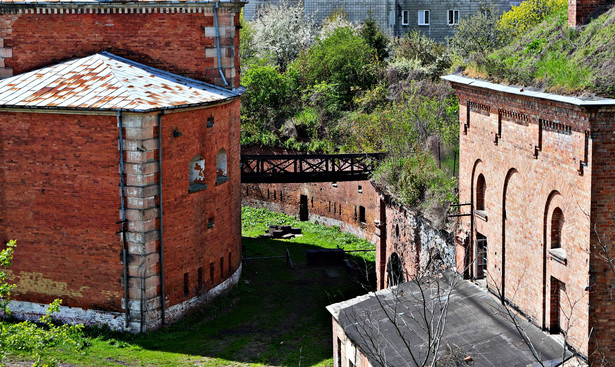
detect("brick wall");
top-left (448, 79), bottom-right (615, 359)
top-left (568, 0), bottom-right (606, 26)
top-left (0, 111), bottom-right (123, 311)
top-left (0, 4), bottom-right (241, 88)
top-left (242, 179), bottom-right (454, 290)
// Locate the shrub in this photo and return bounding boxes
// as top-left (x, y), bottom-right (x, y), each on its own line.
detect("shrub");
top-left (318, 8), bottom-right (358, 40)
top-left (292, 27), bottom-right (378, 107)
top-left (0, 241), bottom-right (85, 367)
top-left (499, 0), bottom-right (567, 41)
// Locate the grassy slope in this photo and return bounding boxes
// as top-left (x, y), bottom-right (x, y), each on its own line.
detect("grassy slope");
top-left (469, 5), bottom-right (615, 97)
top-left (3, 207), bottom-right (373, 367)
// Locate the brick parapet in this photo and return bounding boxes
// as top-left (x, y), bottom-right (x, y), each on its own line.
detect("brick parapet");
top-left (0, 6), bottom-right (242, 89)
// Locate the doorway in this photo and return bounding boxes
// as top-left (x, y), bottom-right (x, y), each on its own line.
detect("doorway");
top-left (476, 233), bottom-right (487, 279)
top-left (299, 195), bottom-right (309, 221)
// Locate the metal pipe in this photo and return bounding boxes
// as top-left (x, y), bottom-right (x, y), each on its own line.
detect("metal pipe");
top-left (117, 111), bottom-right (130, 329)
top-left (214, 1), bottom-right (229, 86)
top-left (157, 110), bottom-right (167, 327)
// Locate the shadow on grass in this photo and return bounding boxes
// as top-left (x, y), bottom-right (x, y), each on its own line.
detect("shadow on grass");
top-left (86, 236), bottom-right (374, 366)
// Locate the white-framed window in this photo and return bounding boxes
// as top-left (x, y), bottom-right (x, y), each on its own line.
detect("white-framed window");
top-left (448, 9), bottom-right (459, 25)
top-left (401, 10), bottom-right (410, 26)
top-left (418, 10), bottom-right (430, 26)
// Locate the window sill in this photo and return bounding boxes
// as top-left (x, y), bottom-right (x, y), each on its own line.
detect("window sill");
top-left (189, 183), bottom-right (208, 193)
top-left (549, 248), bottom-right (567, 265)
top-left (215, 176), bottom-right (229, 186)
top-left (475, 210), bottom-right (488, 222)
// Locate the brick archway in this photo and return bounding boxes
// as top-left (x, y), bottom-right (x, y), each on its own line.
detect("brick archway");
top-left (501, 168), bottom-right (518, 303)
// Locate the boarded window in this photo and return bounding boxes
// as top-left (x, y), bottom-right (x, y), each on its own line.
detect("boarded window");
top-left (189, 155), bottom-right (207, 192)
top-left (216, 148), bottom-right (228, 184)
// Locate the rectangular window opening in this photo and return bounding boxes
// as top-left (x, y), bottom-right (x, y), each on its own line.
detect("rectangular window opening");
top-left (418, 10), bottom-right (430, 25)
top-left (228, 252), bottom-right (232, 274)
top-left (208, 217), bottom-right (215, 229)
top-left (197, 267), bottom-right (203, 290)
top-left (183, 272), bottom-right (189, 296)
top-left (359, 206), bottom-right (366, 223)
top-left (220, 257), bottom-right (224, 278)
top-left (210, 262), bottom-right (215, 285)
top-left (401, 10), bottom-right (410, 25)
top-left (207, 116), bottom-right (215, 128)
top-left (448, 9), bottom-right (459, 25)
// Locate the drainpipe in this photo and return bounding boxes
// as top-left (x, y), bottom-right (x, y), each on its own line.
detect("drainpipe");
top-left (214, 1), bottom-right (229, 86)
top-left (157, 110), bottom-right (167, 327)
top-left (117, 111), bottom-right (130, 329)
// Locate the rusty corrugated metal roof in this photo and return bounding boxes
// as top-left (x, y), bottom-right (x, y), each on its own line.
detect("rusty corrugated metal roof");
top-left (0, 52), bottom-right (240, 112)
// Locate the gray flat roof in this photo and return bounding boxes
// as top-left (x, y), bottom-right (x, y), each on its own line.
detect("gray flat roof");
top-left (442, 74), bottom-right (615, 107)
top-left (328, 277), bottom-right (571, 367)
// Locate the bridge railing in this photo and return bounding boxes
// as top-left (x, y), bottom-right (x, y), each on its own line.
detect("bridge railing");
top-left (241, 153), bottom-right (386, 183)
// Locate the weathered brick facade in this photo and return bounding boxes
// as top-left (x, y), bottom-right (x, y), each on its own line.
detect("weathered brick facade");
top-left (0, 0), bottom-right (245, 332)
top-left (445, 75), bottom-right (615, 362)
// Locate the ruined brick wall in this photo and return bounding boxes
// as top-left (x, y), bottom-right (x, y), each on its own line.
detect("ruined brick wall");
top-left (243, 179), bottom-right (455, 291)
top-left (0, 111), bottom-right (123, 312)
top-left (0, 5), bottom-right (241, 88)
top-left (451, 81), bottom-right (598, 358)
top-left (243, 181), bottom-right (381, 244)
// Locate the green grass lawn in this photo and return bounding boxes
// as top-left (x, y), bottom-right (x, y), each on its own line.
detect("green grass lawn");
top-left (2, 207), bottom-right (374, 367)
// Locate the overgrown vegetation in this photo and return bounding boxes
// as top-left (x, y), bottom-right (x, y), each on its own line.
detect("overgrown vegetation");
top-left (3, 209), bottom-right (371, 366)
top-left (241, 6), bottom-right (459, 210)
top-left (455, 0), bottom-right (614, 97)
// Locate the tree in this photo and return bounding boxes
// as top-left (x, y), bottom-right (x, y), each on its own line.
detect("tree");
top-left (250, 1), bottom-right (316, 70)
top-left (448, 4), bottom-right (505, 61)
top-left (360, 12), bottom-right (389, 62)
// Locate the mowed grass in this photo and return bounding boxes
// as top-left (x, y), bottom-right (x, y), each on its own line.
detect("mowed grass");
top-left (3, 207), bottom-right (374, 367)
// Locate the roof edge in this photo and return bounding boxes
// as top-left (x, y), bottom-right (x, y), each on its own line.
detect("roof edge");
top-left (0, 0), bottom-right (247, 9)
top-left (441, 74), bottom-right (615, 107)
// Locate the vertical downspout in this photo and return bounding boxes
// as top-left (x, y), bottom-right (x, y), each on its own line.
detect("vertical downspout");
top-left (158, 110), bottom-right (167, 327)
top-left (214, 1), bottom-right (229, 86)
top-left (117, 111), bottom-right (130, 329)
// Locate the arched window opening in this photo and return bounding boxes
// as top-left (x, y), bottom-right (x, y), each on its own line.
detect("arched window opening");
top-left (386, 252), bottom-right (404, 287)
top-left (549, 207), bottom-right (567, 264)
top-left (476, 174), bottom-right (486, 211)
top-left (189, 155), bottom-right (207, 193)
top-left (216, 148), bottom-right (228, 185)
top-left (551, 207), bottom-right (564, 249)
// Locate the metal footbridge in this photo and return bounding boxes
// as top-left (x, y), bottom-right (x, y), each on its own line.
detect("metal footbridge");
top-left (240, 153), bottom-right (385, 183)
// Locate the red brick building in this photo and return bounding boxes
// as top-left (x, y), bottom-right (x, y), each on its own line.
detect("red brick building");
top-left (444, 74), bottom-right (615, 362)
top-left (0, 0), bottom-right (245, 332)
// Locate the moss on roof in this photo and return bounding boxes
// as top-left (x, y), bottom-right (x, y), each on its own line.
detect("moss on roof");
top-left (464, 5), bottom-right (615, 98)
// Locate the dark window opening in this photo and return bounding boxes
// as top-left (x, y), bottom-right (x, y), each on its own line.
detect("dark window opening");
top-left (228, 252), bottom-right (232, 274)
top-left (396, 224), bottom-right (400, 238)
top-left (274, 191), bottom-right (277, 200)
top-left (476, 174), bottom-right (486, 211)
top-left (220, 257), bottom-right (224, 278)
top-left (354, 206), bottom-right (357, 220)
top-left (300, 195), bottom-right (309, 221)
top-left (267, 189), bottom-right (270, 199)
top-left (550, 277), bottom-right (565, 334)
top-left (551, 208), bottom-right (564, 249)
top-left (210, 262), bottom-right (215, 285)
top-left (207, 115), bottom-right (215, 128)
top-left (358, 185), bottom-right (363, 193)
top-left (197, 267), bottom-right (203, 290)
top-left (359, 206), bottom-right (366, 223)
top-left (183, 272), bottom-right (189, 296)
top-left (208, 217), bottom-right (215, 229)
top-left (387, 252), bottom-right (404, 286)
top-left (336, 338), bottom-right (342, 367)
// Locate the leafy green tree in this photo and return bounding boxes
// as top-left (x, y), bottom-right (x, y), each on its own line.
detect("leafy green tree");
top-left (292, 27), bottom-right (378, 108)
top-left (449, 5), bottom-right (505, 60)
top-left (0, 240), bottom-right (16, 314)
top-left (360, 12), bottom-right (389, 62)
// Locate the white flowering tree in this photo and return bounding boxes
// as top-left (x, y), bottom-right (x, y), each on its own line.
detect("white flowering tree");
top-left (251, 1), bottom-right (316, 70)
